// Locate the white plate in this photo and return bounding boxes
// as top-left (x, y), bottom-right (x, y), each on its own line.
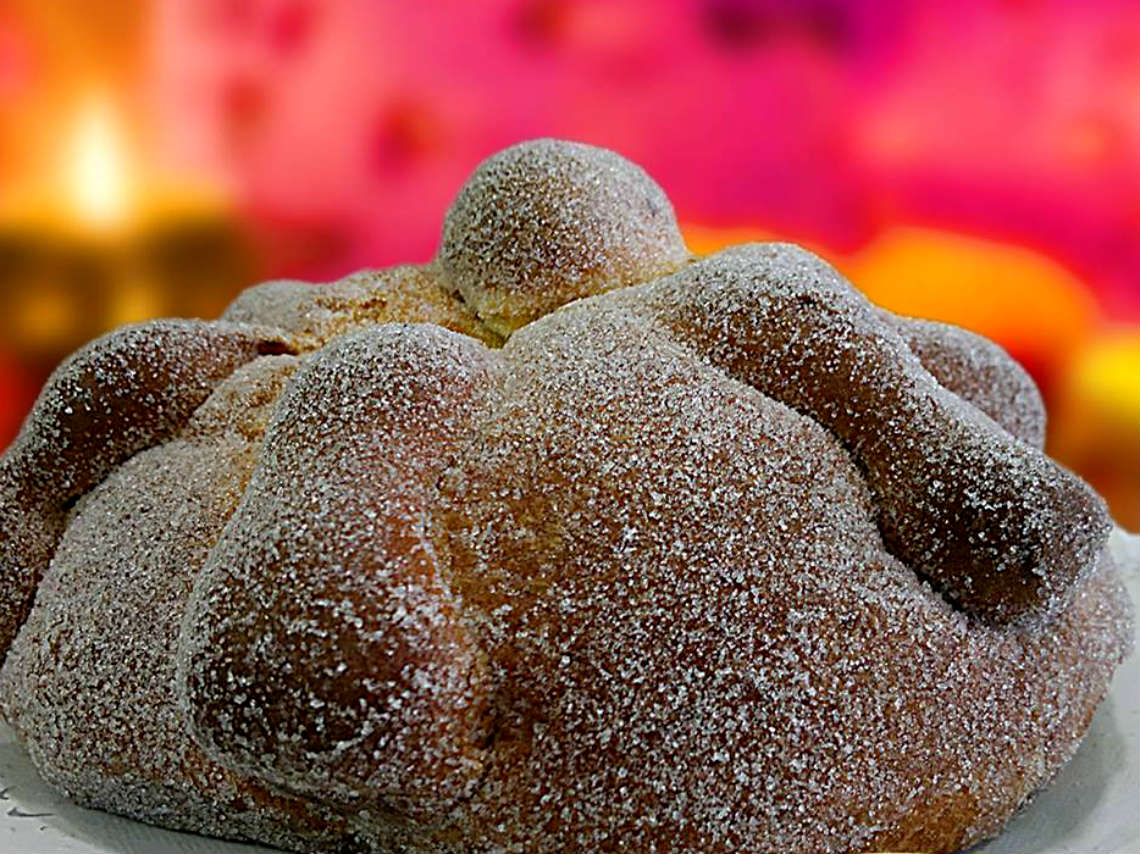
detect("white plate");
top-left (2, 532), bottom-right (1138, 854)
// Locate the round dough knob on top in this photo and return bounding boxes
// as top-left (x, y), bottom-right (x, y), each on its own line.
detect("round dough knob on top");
top-left (438, 138), bottom-right (691, 336)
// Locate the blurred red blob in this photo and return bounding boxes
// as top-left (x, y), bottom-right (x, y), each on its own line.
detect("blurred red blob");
top-left (0, 351), bottom-right (37, 449)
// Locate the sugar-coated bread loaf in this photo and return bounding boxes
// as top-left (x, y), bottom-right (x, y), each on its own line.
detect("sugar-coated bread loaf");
top-left (0, 139), bottom-right (1132, 854)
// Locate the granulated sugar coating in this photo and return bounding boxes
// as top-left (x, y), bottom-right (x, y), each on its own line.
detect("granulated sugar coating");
top-left (438, 138), bottom-right (690, 336)
top-left (0, 140), bottom-right (1133, 854)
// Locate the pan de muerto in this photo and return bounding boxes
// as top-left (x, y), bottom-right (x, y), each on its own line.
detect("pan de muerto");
top-left (0, 139), bottom-right (1132, 854)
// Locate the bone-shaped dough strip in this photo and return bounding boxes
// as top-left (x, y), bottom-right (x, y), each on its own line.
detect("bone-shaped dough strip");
top-left (884, 312), bottom-right (1046, 449)
top-left (178, 324), bottom-right (497, 819)
top-left (636, 243), bottom-right (1108, 624)
top-left (0, 320), bottom-right (294, 661)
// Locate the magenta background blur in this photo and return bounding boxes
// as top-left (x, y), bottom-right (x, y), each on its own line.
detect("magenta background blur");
top-left (1, 0), bottom-right (1138, 525)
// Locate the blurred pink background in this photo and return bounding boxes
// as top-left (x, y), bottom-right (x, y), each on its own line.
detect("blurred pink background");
top-left (1, 0), bottom-right (1138, 526)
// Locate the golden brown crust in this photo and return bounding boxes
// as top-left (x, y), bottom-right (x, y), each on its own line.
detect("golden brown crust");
top-left (179, 327), bottom-right (499, 821)
top-left (0, 320), bottom-right (295, 663)
top-left (222, 264), bottom-right (502, 349)
top-left (0, 356), bottom-right (353, 852)
top-left (868, 552), bottom-right (1129, 854)
top-left (886, 311), bottom-right (1047, 448)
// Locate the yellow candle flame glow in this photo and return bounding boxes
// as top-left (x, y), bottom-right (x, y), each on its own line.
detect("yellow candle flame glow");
top-left (64, 92), bottom-right (135, 230)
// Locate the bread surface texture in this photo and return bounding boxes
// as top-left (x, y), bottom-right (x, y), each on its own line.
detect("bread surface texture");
top-left (0, 139), bottom-right (1132, 854)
